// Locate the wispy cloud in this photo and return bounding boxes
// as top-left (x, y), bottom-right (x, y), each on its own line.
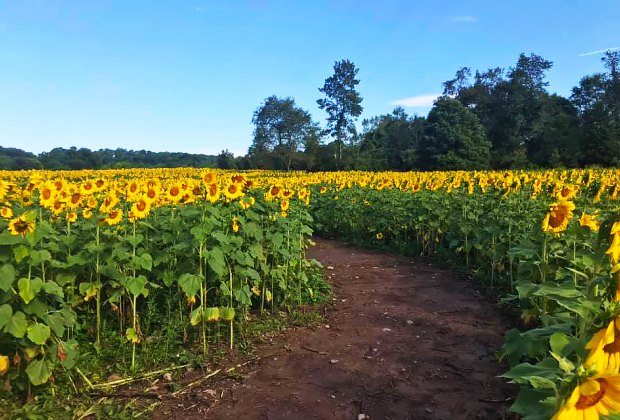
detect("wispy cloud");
top-left (449, 16), bottom-right (478, 23)
top-left (390, 94), bottom-right (440, 108)
top-left (578, 47), bottom-right (620, 57)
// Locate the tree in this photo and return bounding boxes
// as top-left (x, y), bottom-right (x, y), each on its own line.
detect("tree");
top-left (217, 150), bottom-right (237, 169)
top-left (249, 96), bottom-right (314, 170)
top-left (359, 107), bottom-right (425, 170)
top-left (317, 59), bottom-right (363, 168)
top-left (571, 51), bottom-right (620, 166)
top-left (418, 97), bottom-right (491, 170)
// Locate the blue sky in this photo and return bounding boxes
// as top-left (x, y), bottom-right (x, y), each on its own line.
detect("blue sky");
top-left (1, 0), bottom-right (619, 157)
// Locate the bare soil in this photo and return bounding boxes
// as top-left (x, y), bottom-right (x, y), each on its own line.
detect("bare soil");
top-left (152, 238), bottom-right (514, 420)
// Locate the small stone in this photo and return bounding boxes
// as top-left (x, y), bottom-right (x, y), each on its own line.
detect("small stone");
top-left (331, 394), bottom-right (336, 399)
top-left (406, 320), bottom-right (414, 325)
top-left (357, 415), bottom-right (369, 420)
top-left (425, 407), bottom-right (434, 414)
top-left (382, 328), bottom-right (392, 332)
top-left (325, 325), bottom-right (330, 329)
top-left (330, 359), bottom-right (339, 364)
top-left (163, 373), bottom-right (173, 382)
top-left (327, 266), bottom-right (335, 270)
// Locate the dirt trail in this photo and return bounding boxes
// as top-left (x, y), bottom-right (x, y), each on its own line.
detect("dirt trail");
top-left (153, 239), bottom-right (514, 420)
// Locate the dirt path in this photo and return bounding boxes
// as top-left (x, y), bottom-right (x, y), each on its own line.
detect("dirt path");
top-left (153, 239), bottom-right (514, 419)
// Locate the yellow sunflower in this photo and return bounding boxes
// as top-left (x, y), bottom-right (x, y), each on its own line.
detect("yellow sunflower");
top-left (232, 216), bottom-right (240, 233)
top-left (166, 183), bottom-right (183, 203)
top-left (37, 182), bottom-right (56, 208)
top-left (130, 196), bottom-right (151, 220)
top-left (206, 183), bottom-right (221, 204)
top-left (0, 354), bottom-right (8, 376)
top-left (280, 198), bottom-right (290, 212)
top-left (224, 182), bottom-right (244, 202)
top-left (542, 201), bottom-right (576, 234)
top-left (586, 320), bottom-right (620, 374)
top-left (8, 214), bottom-right (35, 237)
top-left (553, 374), bottom-right (620, 419)
top-left (66, 211), bottom-right (78, 223)
top-left (0, 206), bottom-right (13, 219)
top-left (104, 208), bottom-right (123, 226)
top-left (580, 212), bottom-right (601, 232)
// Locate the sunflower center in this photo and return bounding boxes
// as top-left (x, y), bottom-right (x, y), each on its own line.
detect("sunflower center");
top-left (137, 201), bottom-right (147, 212)
top-left (548, 213), bottom-right (564, 228)
top-left (42, 189), bottom-right (52, 200)
top-left (170, 186), bottom-right (180, 196)
top-left (14, 219), bottom-right (30, 233)
top-left (604, 336), bottom-right (620, 353)
top-left (576, 380), bottom-right (607, 409)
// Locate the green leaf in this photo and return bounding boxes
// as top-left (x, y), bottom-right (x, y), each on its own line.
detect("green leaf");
top-left (125, 327), bottom-right (140, 343)
top-left (5, 311), bottom-right (28, 338)
top-left (55, 272), bottom-right (76, 287)
top-left (0, 231), bottom-right (24, 245)
top-left (207, 248), bottom-right (227, 277)
top-left (29, 249), bottom-right (52, 266)
top-left (46, 312), bottom-right (66, 337)
top-left (178, 273), bottom-right (202, 297)
top-left (220, 307), bottom-right (235, 321)
top-left (137, 253), bottom-right (153, 271)
top-left (27, 323), bottom-right (51, 345)
top-left (204, 307), bottom-right (220, 322)
top-left (549, 332), bottom-right (570, 355)
top-left (18, 277), bottom-right (43, 304)
top-left (549, 351), bottom-right (575, 374)
top-left (0, 264), bottom-right (16, 292)
top-left (126, 233), bottom-right (144, 248)
top-left (14, 245), bottom-right (30, 264)
top-left (126, 275), bottom-right (147, 297)
top-left (43, 280), bottom-right (64, 298)
top-left (26, 358), bottom-right (53, 386)
top-left (0, 304), bottom-right (13, 329)
top-left (509, 387), bottom-right (556, 419)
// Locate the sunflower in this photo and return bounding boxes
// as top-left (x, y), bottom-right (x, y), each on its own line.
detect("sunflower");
top-left (8, 214), bottom-right (35, 236)
top-left (66, 211), bottom-right (78, 223)
top-left (280, 198), bottom-right (290, 212)
top-left (100, 194), bottom-right (119, 214)
top-left (82, 208), bottom-right (93, 219)
top-left (66, 191), bottom-right (82, 210)
top-left (224, 183), bottom-right (244, 202)
top-left (0, 206), bottom-right (13, 219)
top-left (319, 186), bottom-right (328, 194)
top-left (232, 216), bottom-right (240, 233)
top-left (553, 374), bottom-right (620, 419)
top-left (166, 183), bottom-right (183, 203)
top-left (0, 354), bottom-right (8, 376)
top-left (607, 224), bottom-right (620, 265)
top-left (201, 171), bottom-right (217, 185)
top-left (580, 212), bottom-right (601, 232)
top-left (266, 186), bottom-right (281, 201)
top-left (51, 199), bottom-right (65, 216)
top-left (542, 201), bottom-right (576, 235)
top-left (37, 182), bottom-right (56, 208)
top-left (557, 184), bottom-right (580, 201)
top-left (206, 183), bottom-right (221, 204)
top-left (104, 208), bottom-right (123, 226)
top-left (130, 196), bottom-right (151, 220)
top-left (586, 320), bottom-right (620, 374)
top-left (376, 232), bottom-right (384, 240)
top-left (80, 180), bottom-right (96, 195)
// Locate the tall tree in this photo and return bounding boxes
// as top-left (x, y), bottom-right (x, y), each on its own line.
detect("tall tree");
top-left (249, 96), bottom-right (314, 170)
top-left (418, 97), bottom-right (491, 170)
top-left (317, 59), bottom-right (363, 168)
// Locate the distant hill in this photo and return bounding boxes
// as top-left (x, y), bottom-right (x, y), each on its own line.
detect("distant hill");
top-left (0, 146), bottom-right (219, 170)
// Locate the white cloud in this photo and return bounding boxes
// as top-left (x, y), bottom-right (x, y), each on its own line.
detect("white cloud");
top-left (390, 94), bottom-right (440, 108)
top-left (578, 47), bottom-right (620, 57)
top-left (449, 16), bottom-right (478, 23)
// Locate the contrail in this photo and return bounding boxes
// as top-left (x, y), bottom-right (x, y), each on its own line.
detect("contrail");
top-left (578, 47), bottom-right (620, 57)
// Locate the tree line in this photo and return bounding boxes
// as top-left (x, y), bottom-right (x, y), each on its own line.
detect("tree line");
top-left (248, 51), bottom-right (620, 171)
top-left (0, 147), bottom-right (218, 170)
top-left (3, 51), bottom-right (618, 172)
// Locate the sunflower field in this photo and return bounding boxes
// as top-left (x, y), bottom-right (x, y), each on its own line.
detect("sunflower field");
top-left (2, 167), bottom-right (620, 418)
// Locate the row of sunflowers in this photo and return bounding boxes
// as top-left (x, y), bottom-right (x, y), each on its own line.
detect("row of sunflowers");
top-left (3, 167), bottom-right (620, 418)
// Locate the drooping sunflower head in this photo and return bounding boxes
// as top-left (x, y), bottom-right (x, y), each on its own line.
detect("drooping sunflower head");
top-left (8, 213), bottom-right (35, 237)
top-left (542, 201), bottom-right (575, 235)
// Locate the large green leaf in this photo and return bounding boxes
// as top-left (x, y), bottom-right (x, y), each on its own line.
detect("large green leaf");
top-left (0, 264), bottom-right (16, 292)
top-left (27, 323), bottom-right (51, 345)
top-left (0, 304), bottom-right (12, 329)
top-left (178, 273), bottom-right (202, 297)
top-left (126, 275), bottom-right (147, 296)
top-left (5, 311), bottom-right (28, 338)
top-left (26, 358), bottom-right (53, 386)
top-left (207, 248), bottom-right (227, 277)
top-left (18, 277), bottom-right (43, 304)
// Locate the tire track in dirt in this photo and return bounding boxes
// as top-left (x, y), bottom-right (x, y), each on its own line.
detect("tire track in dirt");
top-left (153, 238), bottom-right (514, 419)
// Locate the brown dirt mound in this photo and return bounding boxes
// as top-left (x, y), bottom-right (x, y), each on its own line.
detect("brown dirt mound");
top-left (152, 238), bottom-right (514, 419)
